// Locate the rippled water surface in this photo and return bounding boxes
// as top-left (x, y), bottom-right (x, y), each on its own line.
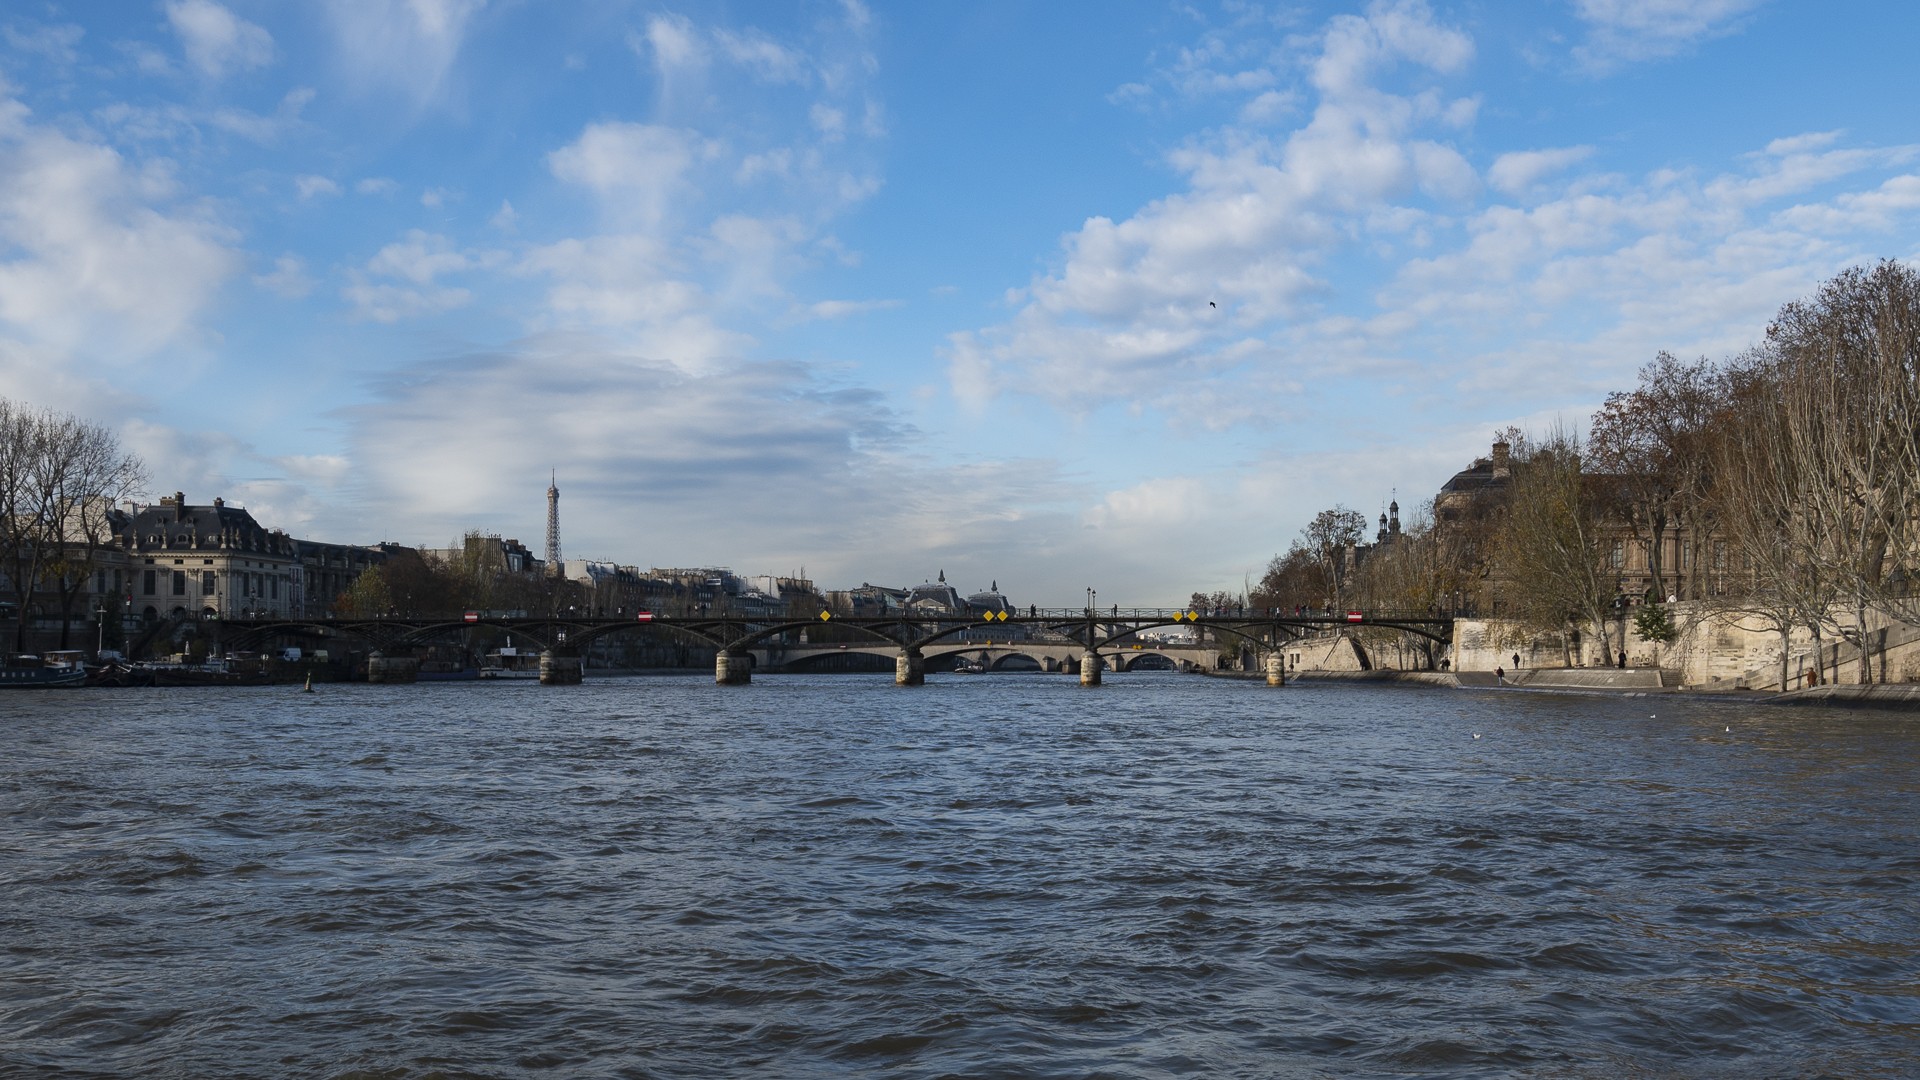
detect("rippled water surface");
top-left (4, 674), bottom-right (1919, 1078)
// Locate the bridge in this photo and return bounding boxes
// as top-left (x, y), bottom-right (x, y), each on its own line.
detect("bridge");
top-left (202, 608), bottom-right (1455, 686)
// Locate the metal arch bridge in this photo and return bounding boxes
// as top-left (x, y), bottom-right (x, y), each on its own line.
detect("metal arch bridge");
top-left (208, 607), bottom-right (1454, 684)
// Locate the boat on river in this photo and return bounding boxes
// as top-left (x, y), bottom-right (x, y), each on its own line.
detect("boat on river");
top-left (139, 657), bottom-right (271, 687)
top-left (0, 654), bottom-right (89, 688)
top-left (479, 647), bottom-right (541, 680)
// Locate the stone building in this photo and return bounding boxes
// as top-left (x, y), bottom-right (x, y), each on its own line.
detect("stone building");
top-left (1433, 438), bottom-right (1724, 609)
top-left (123, 494), bottom-right (300, 620)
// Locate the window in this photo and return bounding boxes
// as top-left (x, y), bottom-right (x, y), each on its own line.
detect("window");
top-left (1609, 541), bottom-right (1625, 569)
top-left (172, 571), bottom-right (186, 596)
top-left (144, 569), bottom-right (156, 595)
top-left (203, 571), bottom-right (216, 595)
top-left (271, 576), bottom-right (279, 600)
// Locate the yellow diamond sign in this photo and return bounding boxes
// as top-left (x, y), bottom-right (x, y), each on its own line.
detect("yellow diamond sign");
top-left (819, 611), bottom-right (832, 621)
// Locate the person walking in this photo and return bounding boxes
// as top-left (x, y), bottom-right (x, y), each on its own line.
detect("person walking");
top-left (1495, 665), bottom-right (1505, 684)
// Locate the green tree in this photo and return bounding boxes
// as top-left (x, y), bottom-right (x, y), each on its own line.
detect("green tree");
top-left (337, 565), bottom-right (397, 617)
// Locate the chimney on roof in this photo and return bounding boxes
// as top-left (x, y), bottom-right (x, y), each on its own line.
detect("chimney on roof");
top-left (1491, 440), bottom-right (1512, 480)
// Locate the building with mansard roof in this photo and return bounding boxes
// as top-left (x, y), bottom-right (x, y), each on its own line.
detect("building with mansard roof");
top-left (122, 493), bottom-right (300, 620)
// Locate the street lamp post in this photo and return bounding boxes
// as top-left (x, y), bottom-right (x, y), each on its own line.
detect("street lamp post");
top-left (94, 603), bottom-right (106, 657)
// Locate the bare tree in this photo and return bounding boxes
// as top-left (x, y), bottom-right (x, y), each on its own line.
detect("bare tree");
top-left (1704, 352), bottom-right (1833, 688)
top-left (1349, 501), bottom-right (1453, 668)
top-left (1588, 352), bottom-right (1722, 601)
top-left (0, 401), bottom-right (146, 652)
top-left (1300, 506), bottom-right (1367, 610)
top-left (43, 414), bottom-right (147, 647)
top-left (1768, 261), bottom-right (1920, 681)
top-left (1492, 424), bottom-right (1619, 664)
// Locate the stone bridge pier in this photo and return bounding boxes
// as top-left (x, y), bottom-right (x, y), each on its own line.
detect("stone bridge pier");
top-left (716, 650), bottom-right (752, 685)
top-left (896, 648), bottom-right (925, 686)
top-left (1080, 651), bottom-right (1103, 687)
top-left (539, 650), bottom-right (583, 685)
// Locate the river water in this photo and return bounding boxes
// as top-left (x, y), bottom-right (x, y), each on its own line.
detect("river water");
top-left (3, 674), bottom-right (1917, 1078)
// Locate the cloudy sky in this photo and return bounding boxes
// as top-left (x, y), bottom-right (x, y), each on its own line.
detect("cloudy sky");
top-left (4, 1), bottom-right (1917, 604)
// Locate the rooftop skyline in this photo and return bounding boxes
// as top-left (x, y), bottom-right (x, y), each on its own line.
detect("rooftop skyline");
top-left (5, 1), bottom-right (1919, 604)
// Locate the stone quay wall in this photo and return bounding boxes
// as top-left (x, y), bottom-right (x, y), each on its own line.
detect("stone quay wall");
top-left (1288, 602), bottom-right (1920, 690)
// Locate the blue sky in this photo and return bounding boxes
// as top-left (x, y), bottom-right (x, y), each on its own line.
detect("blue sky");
top-left (5, 0), bottom-right (1919, 605)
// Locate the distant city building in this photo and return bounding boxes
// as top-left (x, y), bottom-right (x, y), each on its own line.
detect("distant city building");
top-left (123, 493), bottom-right (299, 620)
top-left (905, 570), bottom-right (967, 615)
top-left (827, 583), bottom-right (903, 616)
top-left (965, 581), bottom-right (1013, 616)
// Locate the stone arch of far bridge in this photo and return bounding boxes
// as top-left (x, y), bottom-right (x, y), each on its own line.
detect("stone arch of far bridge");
top-left (1090, 619), bottom-right (1306, 653)
top-left (1113, 651), bottom-right (1182, 672)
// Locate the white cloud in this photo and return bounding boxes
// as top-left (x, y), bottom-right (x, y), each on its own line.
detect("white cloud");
top-left (0, 97), bottom-right (239, 356)
top-left (802, 298), bottom-right (901, 320)
top-left (5, 22), bottom-right (84, 65)
top-left (1765, 130), bottom-right (1842, 157)
top-left (341, 278), bottom-right (470, 323)
top-left (294, 174), bottom-right (341, 199)
top-left (166, 0), bottom-right (274, 78)
top-left (548, 121), bottom-right (710, 227)
top-left (714, 27), bottom-right (809, 83)
top-left (365, 229), bottom-right (480, 284)
top-left (344, 338), bottom-right (922, 564)
top-left (356, 176), bottom-right (398, 195)
top-left (1082, 476), bottom-right (1211, 531)
top-left (323, 0), bottom-right (484, 107)
top-left (254, 254), bottom-right (313, 298)
top-left (342, 229), bottom-right (496, 322)
top-left (1488, 146), bottom-right (1595, 194)
top-left (95, 84), bottom-right (313, 146)
top-left (952, 0), bottom-right (1476, 419)
top-left (1571, 0), bottom-right (1765, 70)
top-left (810, 103), bottom-right (846, 141)
top-left (273, 453), bottom-right (351, 486)
top-left (519, 234), bottom-right (749, 365)
top-left (642, 13), bottom-right (704, 72)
